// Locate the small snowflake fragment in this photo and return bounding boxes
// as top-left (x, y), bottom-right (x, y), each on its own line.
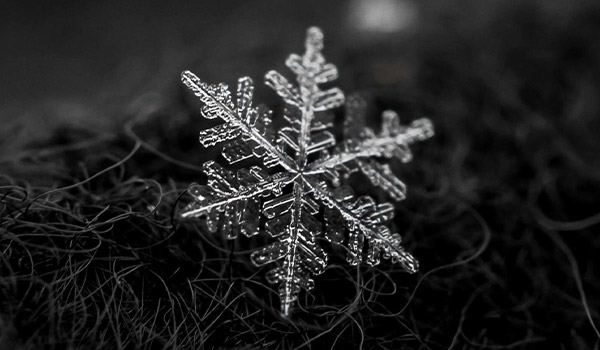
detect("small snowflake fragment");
top-left (181, 27), bottom-right (434, 316)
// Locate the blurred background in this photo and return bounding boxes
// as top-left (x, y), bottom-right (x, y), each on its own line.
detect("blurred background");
top-left (2, 0), bottom-right (598, 130)
top-left (2, 0), bottom-right (600, 348)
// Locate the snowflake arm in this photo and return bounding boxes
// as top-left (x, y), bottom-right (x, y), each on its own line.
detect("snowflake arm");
top-left (181, 161), bottom-right (297, 239)
top-left (181, 72), bottom-right (296, 171)
top-left (266, 27), bottom-right (344, 167)
top-left (251, 180), bottom-right (327, 316)
top-left (181, 165), bottom-right (296, 219)
top-left (305, 177), bottom-right (419, 273)
top-left (306, 113), bottom-right (434, 175)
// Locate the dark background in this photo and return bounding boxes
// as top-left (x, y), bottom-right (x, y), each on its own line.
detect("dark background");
top-left (1, 0), bottom-right (600, 349)
top-left (1, 0), bottom-right (374, 118)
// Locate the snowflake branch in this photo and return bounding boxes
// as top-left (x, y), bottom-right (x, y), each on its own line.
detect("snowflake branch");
top-left (181, 172), bottom-right (297, 218)
top-left (306, 118), bottom-right (434, 174)
top-left (182, 71), bottom-right (297, 172)
top-left (303, 176), bottom-right (419, 273)
top-left (265, 27), bottom-right (344, 168)
top-left (280, 181), bottom-right (305, 316)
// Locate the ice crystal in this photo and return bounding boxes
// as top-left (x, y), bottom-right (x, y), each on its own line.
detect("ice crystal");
top-left (180, 27), bottom-right (434, 316)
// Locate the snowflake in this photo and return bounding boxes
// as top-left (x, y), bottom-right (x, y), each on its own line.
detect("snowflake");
top-left (180, 27), bottom-right (434, 316)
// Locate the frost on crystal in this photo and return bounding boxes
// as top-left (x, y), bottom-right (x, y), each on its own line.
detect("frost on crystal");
top-left (180, 27), bottom-right (434, 316)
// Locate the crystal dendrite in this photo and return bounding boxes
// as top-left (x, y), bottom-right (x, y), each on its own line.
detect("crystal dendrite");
top-left (180, 27), bottom-right (434, 316)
